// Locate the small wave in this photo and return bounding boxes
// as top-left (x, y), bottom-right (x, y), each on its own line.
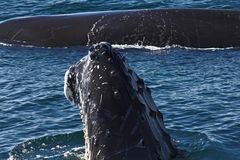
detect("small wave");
top-left (9, 131), bottom-right (85, 160)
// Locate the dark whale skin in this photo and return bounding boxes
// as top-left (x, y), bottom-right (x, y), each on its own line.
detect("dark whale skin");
top-left (64, 42), bottom-right (177, 160)
top-left (1, 9), bottom-right (240, 48)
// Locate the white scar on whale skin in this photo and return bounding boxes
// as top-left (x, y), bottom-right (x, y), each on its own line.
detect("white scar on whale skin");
top-left (87, 15), bottom-right (106, 46)
top-left (10, 28), bottom-right (24, 41)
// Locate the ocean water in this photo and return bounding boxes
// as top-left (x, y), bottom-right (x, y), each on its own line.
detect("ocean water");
top-left (0, 0), bottom-right (240, 160)
top-left (1, 0), bottom-right (240, 21)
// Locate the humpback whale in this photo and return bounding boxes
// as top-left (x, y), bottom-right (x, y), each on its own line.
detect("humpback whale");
top-left (64, 42), bottom-right (178, 160)
top-left (1, 9), bottom-right (240, 48)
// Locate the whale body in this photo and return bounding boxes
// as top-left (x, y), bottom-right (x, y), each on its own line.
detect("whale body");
top-left (1, 9), bottom-right (240, 48)
top-left (64, 42), bottom-right (178, 160)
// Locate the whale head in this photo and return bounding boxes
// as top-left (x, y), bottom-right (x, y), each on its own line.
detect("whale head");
top-left (64, 42), bottom-right (177, 160)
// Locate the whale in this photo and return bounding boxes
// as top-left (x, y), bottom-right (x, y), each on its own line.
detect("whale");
top-left (64, 42), bottom-right (178, 160)
top-left (1, 9), bottom-right (240, 48)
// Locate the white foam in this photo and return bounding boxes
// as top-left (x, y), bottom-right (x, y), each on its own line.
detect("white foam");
top-left (112, 44), bottom-right (167, 51)
top-left (63, 146), bottom-right (85, 159)
top-left (0, 42), bottom-right (13, 47)
top-left (112, 44), bottom-right (235, 51)
top-left (0, 42), bottom-right (54, 49)
top-left (1, 41), bottom-right (236, 51)
top-left (172, 45), bottom-right (235, 51)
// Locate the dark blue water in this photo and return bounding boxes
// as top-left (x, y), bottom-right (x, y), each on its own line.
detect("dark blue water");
top-left (1, 0), bottom-right (240, 159)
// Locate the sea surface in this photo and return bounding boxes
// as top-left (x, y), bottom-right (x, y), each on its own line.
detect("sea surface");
top-left (0, 0), bottom-right (240, 160)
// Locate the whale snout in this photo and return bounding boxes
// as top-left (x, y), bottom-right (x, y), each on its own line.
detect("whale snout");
top-left (89, 42), bottom-right (113, 61)
top-left (64, 42), bottom-right (114, 106)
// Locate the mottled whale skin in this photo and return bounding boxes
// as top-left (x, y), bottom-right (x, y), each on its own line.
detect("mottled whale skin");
top-left (64, 42), bottom-right (177, 160)
top-left (1, 9), bottom-right (240, 48)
